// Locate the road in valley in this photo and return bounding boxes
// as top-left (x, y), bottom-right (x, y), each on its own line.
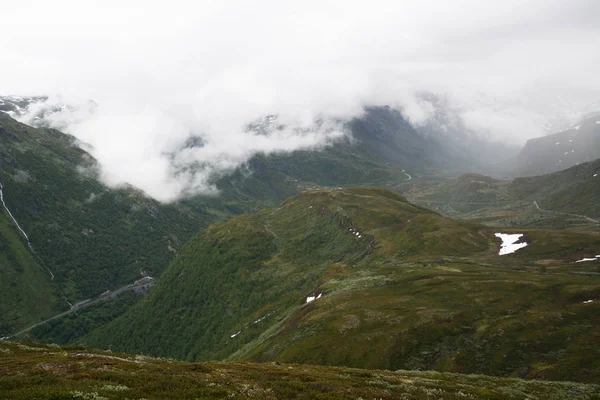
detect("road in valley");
top-left (1, 277), bottom-right (155, 340)
top-left (533, 200), bottom-right (599, 224)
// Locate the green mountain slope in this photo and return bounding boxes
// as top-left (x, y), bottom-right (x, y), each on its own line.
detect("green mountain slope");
top-left (0, 212), bottom-right (58, 334)
top-left (0, 104), bottom-right (475, 341)
top-left (408, 160), bottom-right (600, 227)
top-left (84, 187), bottom-right (600, 383)
top-left (509, 159), bottom-right (600, 217)
top-left (0, 112), bottom-right (215, 313)
top-left (84, 187), bottom-right (432, 359)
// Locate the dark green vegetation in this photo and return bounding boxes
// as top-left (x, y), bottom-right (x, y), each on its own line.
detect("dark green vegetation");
top-left (29, 292), bottom-right (141, 346)
top-left (2, 341), bottom-right (599, 400)
top-left (510, 159), bottom-right (600, 218)
top-left (0, 212), bottom-right (59, 334)
top-left (406, 159), bottom-right (600, 228)
top-left (83, 187), bottom-right (600, 383)
top-left (0, 111), bottom-right (215, 334)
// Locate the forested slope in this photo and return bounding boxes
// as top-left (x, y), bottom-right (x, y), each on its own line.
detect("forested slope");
top-left (85, 187), bottom-right (600, 382)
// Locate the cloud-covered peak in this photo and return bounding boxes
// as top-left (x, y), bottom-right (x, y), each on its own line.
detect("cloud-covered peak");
top-left (2, 1), bottom-right (599, 201)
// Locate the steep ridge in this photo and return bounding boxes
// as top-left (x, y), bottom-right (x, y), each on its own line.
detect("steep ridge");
top-left (509, 114), bottom-right (600, 177)
top-left (192, 106), bottom-right (491, 217)
top-left (0, 112), bottom-right (215, 307)
top-left (0, 211), bottom-right (59, 335)
top-left (84, 187), bottom-right (600, 382)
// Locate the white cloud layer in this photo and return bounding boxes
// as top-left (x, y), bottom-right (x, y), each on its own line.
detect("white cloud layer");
top-left (1, 0), bottom-right (599, 201)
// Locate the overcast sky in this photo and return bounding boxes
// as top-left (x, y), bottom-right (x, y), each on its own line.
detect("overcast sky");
top-left (2, 1), bottom-right (599, 201)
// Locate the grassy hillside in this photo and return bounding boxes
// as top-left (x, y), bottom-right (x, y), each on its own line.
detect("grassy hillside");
top-left (82, 187), bottom-right (600, 383)
top-left (0, 105), bottom-right (464, 341)
top-left (509, 159), bottom-right (600, 218)
top-left (84, 187), bottom-right (425, 360)
top-left (0, 104), bottom-right (469, 306)
top-left (407, 160), bottom-right (600, 228)
top-left (0, 213), bottom-right (59, 334)
top-left (2, 341), bottom-right (599, 400)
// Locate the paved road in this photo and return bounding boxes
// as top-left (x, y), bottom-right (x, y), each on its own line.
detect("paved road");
top-left (2, 280), bottom-right (154, 340)
top-left (533, 200), bottom-right (599, 224)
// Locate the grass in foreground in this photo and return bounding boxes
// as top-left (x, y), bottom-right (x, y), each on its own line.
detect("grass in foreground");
top-left (1, 341), bottom-right (599, 400)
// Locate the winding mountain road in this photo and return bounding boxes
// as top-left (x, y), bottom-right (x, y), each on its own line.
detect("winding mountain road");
top-left (1, 278), bottom-right (155, 340)
top-left (533, 200), bottom-right (599, 224)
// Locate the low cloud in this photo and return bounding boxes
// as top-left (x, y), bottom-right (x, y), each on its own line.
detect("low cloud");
top-left (2, 1), bottom-right (600, 201)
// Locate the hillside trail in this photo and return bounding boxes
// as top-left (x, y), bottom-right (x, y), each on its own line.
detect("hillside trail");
top-left (1, 279), bottom-right (154, 340)
top-left (533, 200), bottom-right (599, 224)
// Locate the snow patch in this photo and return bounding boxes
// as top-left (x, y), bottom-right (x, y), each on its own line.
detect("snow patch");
top-left (583, 300), bottom-right (594, 304)
top-left (494, 233), bottom-right (528, 255)
top-left (348, 227), bottom-right (362, 238)
top-left (575, 257), bottom-right (599, 263)
top-left (230, 330), bottom-right (241, 338)
top-left (306, 293), bottom-right (322, 303)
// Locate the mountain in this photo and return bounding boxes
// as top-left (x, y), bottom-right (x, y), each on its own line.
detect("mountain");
top-left (0, 111), bottom-right (216, 335)
top-left (6, 97), bottom-right (519, 180)
top-left (509, 159), bottom-right (600, 217)
top-left (0, 95), bottom-right (47, 116)
top-left (192, 105), bottom-right (522, 220)
top-left (4, 101), bottom-right (600, 384)
top-left (508, 114), bottom-right (600, 177)
top-left (83, 187), bottom-right (600, 383)
top-left (0, 103), bottom-right (496, 339)
top-left (4, 341), bottom-right (599, 400)
top-left (408, 159), bottom-right (600, 227)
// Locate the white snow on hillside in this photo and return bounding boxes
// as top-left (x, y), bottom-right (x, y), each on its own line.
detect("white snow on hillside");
top-left (306, 293), bottom-right (322, 303)
top-left (494, 233), bottom-right (528, 255)
top-left (575, 256), bottom-right (600, 263)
